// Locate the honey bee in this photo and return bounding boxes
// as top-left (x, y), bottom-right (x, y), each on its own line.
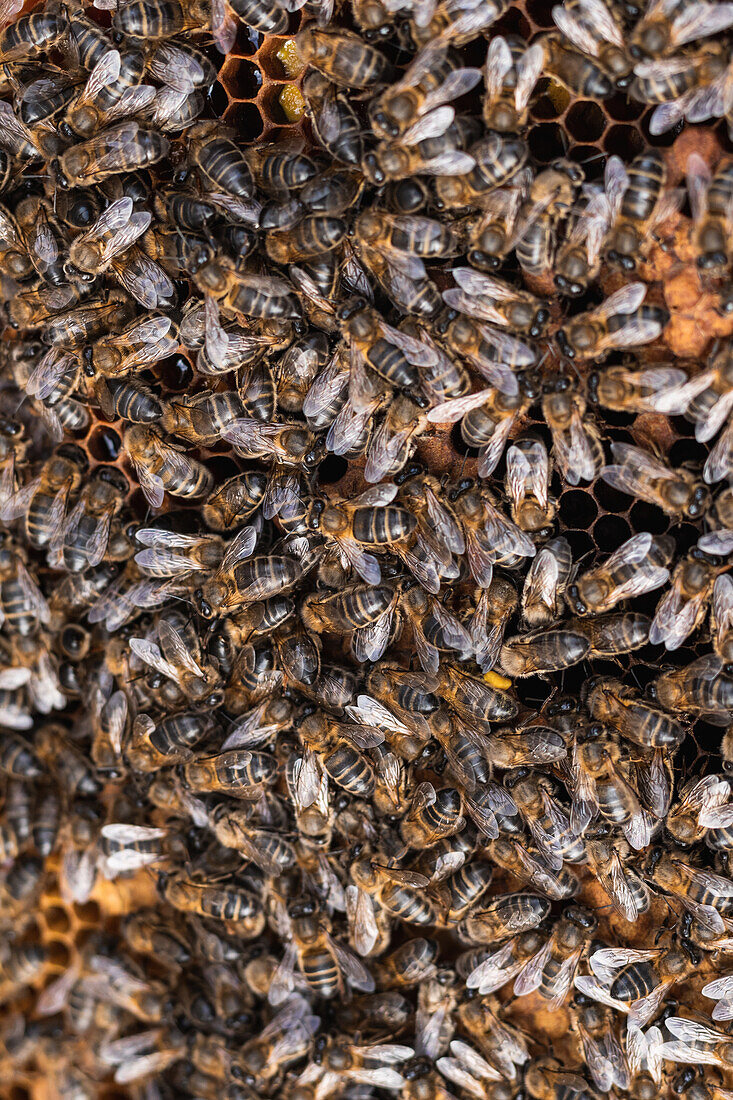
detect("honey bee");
top-left (0, 537), bottom-right (50, 637)
top-left (580, 939), bottom-right (699, 1029)
top-left (629, 0), bottom-right (733, 60)
top-left (535, 34), bottom-right (615, 98)
top-left (653, 654), bottom-right (733, 725)
top-left (433, 132), bottom-right (529, 208)
top-left (130, 617), bottom-right (223, 706)
top-left (123, 424), bottom-right (213, 509)
top-left (552, 0), bottom-right (632, 84)
top-left (505, 439), bottom-right (556, 533)
top-left (444, 268), bottom-right (550, 339)
top-left (659, 1016), bottom-right (733, 1071)
top-left (567, 532), bottom-right (675, 616)
top-left (351, 856), bottom-right (438, 927)
top-left (557, 282), bottom-right (669, 359)
top-left (584, 826), bottom-right (652, 922)
top-left (604, 151), bottom-right (683, 269)
top-left (601, 441), bottom-right (710, 520)
top-left (158, 871), bottom-right (264, 935)
top-left (195, 261), bottom-right (301, 321)
top-left (298, 709), bottom-right (381, 799)
top-left (369, 41), bottom-right (481, 143)
top-left (296, 26), bottom-right (391, 88)
top-left (569, 722), bottom-right (656, 847)
top-left (0, 444), bottom-right (88, 551)
top-left (487, 835), bottom-right (580, 899)
top-left (482, 36), bottom-right (544, 132)
top-left (46, 466), bottom-right (128, 574)
top-left (303, 71), bottom-right (364, 167)
top-left (685, 154), bottom-right (733, 274)
top-left (584, 676), bottom-right (687, 749)
top-left (500, 626), bottom-right (591, 678)
top-left (57, 122), bottom-right (170, 188)
top-left (202, 471), bottom-right (268, 532)
top-left (448, 477), bottom-right (536, 589)
top-left (125, 709), bottom-right (212, 772)
top-left (428, 377), bottom-right (533, 478)
top-left (269, 898), bottom-right (375, 1002)
top-left (525, 1058), bottom-right (604, 1100)
top-left (589, 361), bottom-right (689, 413)
top-left (649, 548), bottom-right (726, 650)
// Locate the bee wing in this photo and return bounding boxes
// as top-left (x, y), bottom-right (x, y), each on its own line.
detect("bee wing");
top-left (462, 527), bottom-right (493, 590)
top-left (158, 620), bottom-right (204, 678)
top-left (443, 287), bottom-right (506, 326)
top-left (506, 444), bottom-right (533, 507)
top-left (103, 691), bottom-right (128, 754)
top-left (704, 419), bottom-right (733, 483)
top-left (600, 316), bottom-right (664, 352)
top-left (289, 749), bottom-right (322, 811)
top-left (552, 4), bottom-right (605, 55)
top-left (423, 65), bottom-right (483, 112)
top-left (421, 150), bottom-right (477, 174)
top-left (628, 980), bottom-right (673, 1030)
top-left (0, 0), bottom-right (22, 24)
top-left (424, 485), bottom-right (464, 553)
top-left (467, 939), bottom-right (523, 994)
top-left (513, 938), bottom-right (554, 996)
top-left (623, 806), bottom-right (655, 851)
top-left (330, 937), bottom-right (375, 992)
top-left (545, 949), bottom-right (582, 1010)
top-left (129, 637), bottom-right (180, 684)
top-left (116, 248), bottom-right (175, 309)
top-left (606, 850), bottom-right (643, 922)
top-left (0, 99), bottom-right (36, 150)
top-left (25, 350), bottom-right (76, 400)
top-left (303, 358), bottom-right (349, 421)
top-left (36, 964), bottom-right (81, 1016)
top-left (596, 280), bottom-right (647, 319)
top-left (515, 42), bottom-right (544, 109)
top-left (16, 561), bottom-right (50, 623)
top-left (603, 439), bottom-right (674, 494)
top-left (402, 104), bottom-right (456, 146)
top-left (148, 43), bottom-right (205, 92)
top-left (379, 320), bottom-right (439, 367)
top-left (485, 35), bottom-right (514, 96)
top-left (427, 388), bottom-right (493, 425)
top-left (573, 973), bottom-right (633, 1012)
top-left (477, 323), bottom-right (537, 367)
top-left (211, 0), bottom-right (237, 52)
top-left (83, 49), bottom-right (123, 103)
top-left (478, 414), bottom-right (516, 478)
top-left (345, 884), bottom-right (379, 957)
top-left (218, 525), bottom-right (257, 574)
top-left (334, 536), bottom-right (381, 586)
top-left (352, 600), bottom-right (397, 664)
top-left (0, 476), bottom-right (40, 523)
top-left (580, 1028), bottom-right (615, 1093)
top-left (101, 211), bottom-right (152, 262)
top-left (649, 581), bottom-right (708, 650)
top-left (348, 693), bottom-right (413, 734)
top-left (712, 573), bottom-right (733, 652)
top-left (671, 1), bottom-right (733, 46)
top-left (61, 845), bottom-right (98, 906)
top-left (483, 499), bottom-right (536, 558)
top-left (686, 151), bottom-right (712, 223)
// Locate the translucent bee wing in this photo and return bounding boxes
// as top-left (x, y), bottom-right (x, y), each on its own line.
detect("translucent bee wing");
top-left (478, 415), bottom-right (516, 477)
top-left (513, 938), bottom-right (553, 996)
top-left (515, 43), bottom-right (544, 109)
top-left (422, 150), bottom-right (477, 175)
top-left (485, 36), bottom-right (514, 97)
top-left (650, 581), bottom-right (709, 650)
top-left (129, 638), bottom-right (179, 684)
top-left (116, 248), bottom-right (175, 309)
top-left (403, 104), bottom-right (456, 146)
top-left (211, 0), bottom-right (237, 52)
top-left (101, 211), bottom-right (152, 262)
top-left (545, 948), bottom-right (582, 1010)
top-left (552, 4), bottom-right (604, 56)
top-left (330, 938), bottom-right (375, 992)
top-left (345, 883), bottom-right (379, 956)
top-left (352, 600), bottom-right (396, 663)
top-left (16, 561), bottom-right (49, 623)
top-left (671, 1), bottom-right (733, 46)
top-left (158, 620), bottom-right (205, 679)
top-left (219, 525), bottom-right (257, 573)
top-left (704, 419), bottom-right (733, 483)
top-left (467, 939), bottom-right (523, 993)
top-left (465, 527), bottom-right (494, 589)
top-left (427, 388), bottom-right (493, 424)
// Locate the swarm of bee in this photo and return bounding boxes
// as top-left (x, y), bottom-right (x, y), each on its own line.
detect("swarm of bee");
top-left (1, 0), bottom-right (733, 1096)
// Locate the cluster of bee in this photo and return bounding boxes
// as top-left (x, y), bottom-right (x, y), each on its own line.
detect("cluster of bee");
top-left (0, 0), bottom-right (732, 1097)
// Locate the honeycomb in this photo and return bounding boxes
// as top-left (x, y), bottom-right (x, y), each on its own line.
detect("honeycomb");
top-left (0, 0), bottom-right (732, 1098)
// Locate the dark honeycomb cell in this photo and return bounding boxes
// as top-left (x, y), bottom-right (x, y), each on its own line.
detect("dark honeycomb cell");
top-left (224, 101), bottom-right (264, 137)
top-left (559, 488), bottom-right (598, 527)
top-left (528, 121), bottom-right (567, 161)
top-left (592, 513), bottom-right (632, 549)
top-left (630, 500), bottom-right (669, 534)
top-left (88, 427), bottom-right (122, 463)
top-left (565, 100), bottom-right (606, 142)
top-left (604, 123), bottom-right (645, 156)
